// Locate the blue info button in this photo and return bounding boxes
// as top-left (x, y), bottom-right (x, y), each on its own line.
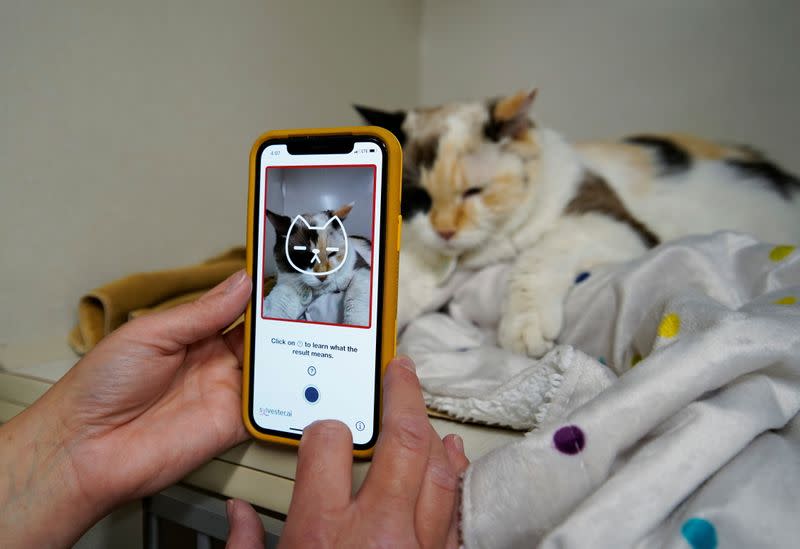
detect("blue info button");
top-left (304, 385), bottom-right (320, 404)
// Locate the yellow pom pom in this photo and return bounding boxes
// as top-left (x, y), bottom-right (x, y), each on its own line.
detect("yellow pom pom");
top-left (769, 245), bottom-right (795, 262)
top-left (774, 296), bottom-right (797, 305)
top-left (658, 313), bottom-right (681, 338)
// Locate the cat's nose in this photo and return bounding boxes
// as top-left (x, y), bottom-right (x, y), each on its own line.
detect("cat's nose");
top-left (316, 275), bottom-right (327, 282)
top-left (437, 230), bottom-right (456, 241)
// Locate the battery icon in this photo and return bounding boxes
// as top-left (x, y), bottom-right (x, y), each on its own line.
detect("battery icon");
top-left (369, 149), bottom-right (375, 152)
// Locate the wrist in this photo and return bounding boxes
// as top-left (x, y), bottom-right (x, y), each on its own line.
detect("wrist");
top-left (0, 385), bottom-right (110, 547)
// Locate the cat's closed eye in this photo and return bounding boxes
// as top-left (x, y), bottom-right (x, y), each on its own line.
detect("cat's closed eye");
top-left (463, 187), bottom-right (483, 198)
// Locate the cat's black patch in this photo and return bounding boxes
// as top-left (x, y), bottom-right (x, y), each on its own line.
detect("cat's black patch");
top-left (401, 137), bottom-right (439, 216)
top-left (725, 158), bottom-right (800, 200)
top-left (728, 143), bottom-right (766, 161)
top-left (353, 105), bottom-right (407, 145)
top-left (350, 235), bottom-right (372, 245)
top-left (265, 210), bottom-right (292, 236)
top-left (274, 220), bottom-right (316, 273)
top-left (624, 135), bottom-right (691, 176)
top-left (483, 99), bottom-right (535, 142)
top-left (353, 253), bottom-right (370, 271)
top-left (565, 171), bottom-right (660, 248)
top-left (483, 99), bottom-right (504, 142)
top-left (271, 236), bottom-right (292, 273)
top-left (401, 185), bottom-right (432, 218)
top-left (267, 210), bottom-right (308, 273)
top-left (407, 138), bottom-right (439, 170)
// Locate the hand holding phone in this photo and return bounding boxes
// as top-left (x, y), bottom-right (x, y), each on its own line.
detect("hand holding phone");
top-left (243, 127), bottom-right (402, 455)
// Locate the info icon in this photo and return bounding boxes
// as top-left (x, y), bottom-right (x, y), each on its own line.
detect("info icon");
top-left (355, 421), bottom-right (366, 432)
top-left (307, 366), bottom-right (317, 376)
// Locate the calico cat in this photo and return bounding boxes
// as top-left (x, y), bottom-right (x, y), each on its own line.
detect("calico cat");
top-left (264, 202), bottom-right (372, 326)
top-left (355, 89), bottom-right (800, 356)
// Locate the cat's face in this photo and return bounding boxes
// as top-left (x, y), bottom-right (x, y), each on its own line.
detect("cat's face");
top-left (267, 203), bottom-right (353, 287)
top-left (356, 90), bottom-right (540, 254)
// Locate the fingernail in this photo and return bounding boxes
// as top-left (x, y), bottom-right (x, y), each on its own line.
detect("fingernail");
top-left (226, 499), bottom-right (235, 519)
top-left (225, 270), bottom-right (249, 293)
top-left (452, 434), bottom-right (464, 452)
top-left (394, 355), bottom-right (416, 373)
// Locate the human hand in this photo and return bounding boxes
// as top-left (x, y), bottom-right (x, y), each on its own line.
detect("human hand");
top-left (226, 356), bottom-right (470, 549)
top-left (0, 270), bottom-right (252, 547)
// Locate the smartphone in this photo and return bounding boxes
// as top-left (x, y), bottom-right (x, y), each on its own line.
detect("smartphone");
top-left (242, 127), bottom-right (402, 457)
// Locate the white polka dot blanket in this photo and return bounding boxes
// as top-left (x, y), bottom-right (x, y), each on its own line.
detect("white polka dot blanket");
top-left (398, 231), bottom-right (800, 548)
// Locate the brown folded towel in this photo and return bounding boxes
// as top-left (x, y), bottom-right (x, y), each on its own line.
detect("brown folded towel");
top-left (68, 247), bottom-right (247, 355)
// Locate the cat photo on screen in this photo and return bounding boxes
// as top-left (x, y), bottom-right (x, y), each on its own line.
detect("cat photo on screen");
top-left (262, 201), bottom-right (373, 327)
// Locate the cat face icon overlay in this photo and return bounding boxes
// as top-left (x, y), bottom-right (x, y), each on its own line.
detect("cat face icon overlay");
top-left (285, 214), bottom-right (349, 276)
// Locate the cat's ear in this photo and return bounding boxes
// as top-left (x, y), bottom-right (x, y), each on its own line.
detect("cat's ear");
top-left (266, 209), bottom-right (291, 236)
top-left (333, 202), bottom-right (354, 221)
top-left (353, 105), bottom-right (406, 145)
top-left (484, 89), bottom-right (537, 142)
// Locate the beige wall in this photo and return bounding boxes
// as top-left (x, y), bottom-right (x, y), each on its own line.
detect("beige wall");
top-left (4, 1), bottom-right (799, 343)
top-left (420, 0), bottom-right (800, 171)
top-left (0, 1), bottom-right (421, 343)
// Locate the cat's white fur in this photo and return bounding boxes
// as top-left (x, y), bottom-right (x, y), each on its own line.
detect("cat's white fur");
top-left (400, 126), bottom-right (800, 356)
top-left (342, 266), bottom-right (371, 325)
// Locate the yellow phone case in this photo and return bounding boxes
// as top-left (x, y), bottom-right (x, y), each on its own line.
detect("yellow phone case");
top-left (242, 126), bottom-right (402, 458)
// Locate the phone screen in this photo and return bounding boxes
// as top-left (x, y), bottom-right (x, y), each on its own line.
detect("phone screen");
top-left (248, 136), bottom-right (386, 448)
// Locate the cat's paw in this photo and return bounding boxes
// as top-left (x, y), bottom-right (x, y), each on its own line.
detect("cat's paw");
top-left (498, 312), bottom-right (554, 357)
top-left (497, 301), bottom-right (563, 357)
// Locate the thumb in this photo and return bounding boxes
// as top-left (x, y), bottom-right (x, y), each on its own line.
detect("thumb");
top-left (126, 269), bottom-right (252, 351)
top-left (226, 499), bottom-right (265, 549)
top-left (443, 434), bottom-right (470, 474)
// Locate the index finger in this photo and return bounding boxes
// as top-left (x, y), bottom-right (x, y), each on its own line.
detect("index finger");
top-left (358, 356), bottom-right (435, 510)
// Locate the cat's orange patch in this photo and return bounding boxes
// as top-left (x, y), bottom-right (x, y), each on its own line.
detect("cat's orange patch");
top-left (430, 205), bottom-right (465, 234)
top-left (490, 172), bottom-right (524, 187)
top-left (625, 133), bottom-right (757, 161)
top-left (429, 207), bottom-right (449, 231)
top-left (425, 148), bottom-right (464, 200)
top-left (454, 204), bottom-right (475, 233)
top-left (508, 131), bottom-right (537, 147)
top-left (432, 153), bottom-right (486, 235)
top-left (482, 176), bottom-right (526, 212)
top-left (577, 141), bottom-right (654, 180)
top-left (333, 203), bottom-right (353, 219)
top-left (311, 231), bottom-right (329, 274)
top-left (493, 89), bottom-right (537, 121)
